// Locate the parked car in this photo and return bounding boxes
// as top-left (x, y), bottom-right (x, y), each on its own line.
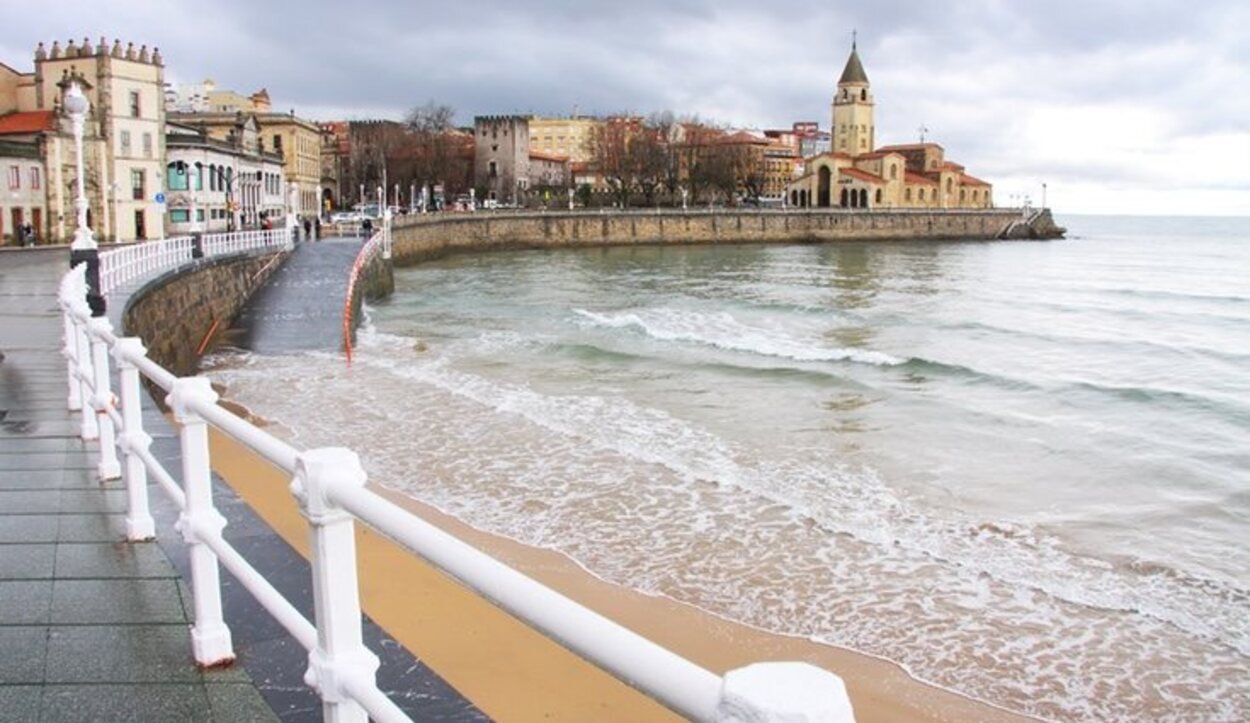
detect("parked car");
top-left (330, 211), bottom-right (363, 224)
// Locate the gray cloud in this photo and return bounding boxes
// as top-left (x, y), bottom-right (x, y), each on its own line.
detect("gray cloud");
top-left (2, 0), bottom-right (1247, 213)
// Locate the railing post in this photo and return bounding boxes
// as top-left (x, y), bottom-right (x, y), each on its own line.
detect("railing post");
top-left (291, 448), bottom-right (380, 723)
top-left (87, 317), bottom-right (121, 480)
top-left (112, 337), bottom-right (155, 540)
top-left (716, 663), bottom-right (855, 723)
top-left (74, 314), bottom-right (98, 441)
top-left (63, 306), bottom-right (82, 412)
top-left (168, 377), bottom-right (235, 667)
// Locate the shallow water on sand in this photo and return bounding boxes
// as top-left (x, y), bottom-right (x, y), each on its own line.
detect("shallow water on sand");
top-left (206, 215), bottom-right (1250, 721)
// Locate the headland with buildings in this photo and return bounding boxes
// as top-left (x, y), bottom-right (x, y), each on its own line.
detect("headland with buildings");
top-left (1, 34), bottom-right (1056, 249)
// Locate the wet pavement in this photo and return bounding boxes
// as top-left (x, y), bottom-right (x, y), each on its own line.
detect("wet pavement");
top-left (0, 244), bottom-right (485, 721)
top-left (230, 237), bottom-right (366, 354)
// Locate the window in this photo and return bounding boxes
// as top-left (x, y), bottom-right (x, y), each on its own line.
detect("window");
top-left (273, 135), bottom-right (282, 152)
top-left (194, 164), bottom-right (203, 190)
top-left (131, 168), bottom-right (145, 200)
top-left (8, 165), bottom-right (20, 190)
top-left (488, 161), bottom-right (498, 179)
top-left (905, 188), bottom-right (912, 202)
top-left (129, 90), bottom-right (141, 118)
top-left (170, 209), bottom-right (190, 223)
top-left (861, 89), bottom-right (867, 101)
top-left (30, 166), bottom-right (40, 190)
top-left (120, 130), bottom-right (131, 156)
top-left (142, 132), bottom-right (153, 158)
top-left (919, 188), bottom-right (926, 201)
top-left (889, 164), bottom-right (897, 180)
top-left (167, 162), bottom-right (188, 190)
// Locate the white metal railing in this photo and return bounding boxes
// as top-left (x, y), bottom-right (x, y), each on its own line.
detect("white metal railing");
top-left (201, 228), bottom-right (292, 259)
top-left (59, 247), bottom-right (855, 722)
top-left (100, 236), bottom-right (195, 297)
top-left (99, 229), bottom-right (295, 298)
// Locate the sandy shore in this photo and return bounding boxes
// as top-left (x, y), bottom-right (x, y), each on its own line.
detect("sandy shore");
top-left (207, 424), bottom-right (1031, 722)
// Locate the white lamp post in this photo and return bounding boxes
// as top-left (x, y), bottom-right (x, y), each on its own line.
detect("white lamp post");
top-left (64, 80), bottom-right (105, 315)
top-left (64, 82), bottom-right (94, 251)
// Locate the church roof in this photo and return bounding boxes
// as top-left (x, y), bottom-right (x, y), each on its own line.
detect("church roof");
top-left (840, 167), bottom-right (884, 184)
top-left (838, 45), bottom-right (869, 85)
top-left (961, 174), bottom-right (991, 187)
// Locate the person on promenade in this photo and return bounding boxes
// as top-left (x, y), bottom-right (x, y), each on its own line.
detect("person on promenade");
top-left (314, 217), bottom-right (321, 240)
top-left (24, 222), bottom-right (35, 246)
top-left (303, 217), bottom-right (312, 240)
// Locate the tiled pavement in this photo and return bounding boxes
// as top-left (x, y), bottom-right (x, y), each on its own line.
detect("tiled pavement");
top-left (1, 247), bottom-right (485, 722)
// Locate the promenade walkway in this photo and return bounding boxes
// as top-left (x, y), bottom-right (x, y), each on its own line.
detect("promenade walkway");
top-left (0, 245), bottom-right (483, 721)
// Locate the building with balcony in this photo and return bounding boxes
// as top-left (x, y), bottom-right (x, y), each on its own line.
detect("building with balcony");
top-left (165, 116), bottom-right (285, 234)
top-left (170, 109), bottom-right (322, 221)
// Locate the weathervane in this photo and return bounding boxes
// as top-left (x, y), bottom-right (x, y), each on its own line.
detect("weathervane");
top-left (918, 124), bottom-right (929, 143)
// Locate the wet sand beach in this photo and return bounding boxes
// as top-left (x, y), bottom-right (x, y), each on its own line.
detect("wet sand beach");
top-left (207, 423), bottom-right (1027, 722)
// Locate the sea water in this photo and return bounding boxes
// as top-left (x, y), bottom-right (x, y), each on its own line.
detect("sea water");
top-left (205, 215), bottom-right (1250, 721)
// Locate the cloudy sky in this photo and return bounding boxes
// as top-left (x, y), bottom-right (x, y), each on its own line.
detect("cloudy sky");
top-left (3, 1), bottom-right (1247, 215)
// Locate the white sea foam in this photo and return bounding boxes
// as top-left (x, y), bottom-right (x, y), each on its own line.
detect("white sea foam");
top-left (204, 324), bottom-right (1250, 723)
top-left (573, 307), bottom-right (905, 366)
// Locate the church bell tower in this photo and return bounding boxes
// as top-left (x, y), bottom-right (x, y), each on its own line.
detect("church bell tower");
top-left (832, 36), bottom-right (874, 156)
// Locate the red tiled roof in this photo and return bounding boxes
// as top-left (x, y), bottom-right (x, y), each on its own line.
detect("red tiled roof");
top-left (855, 150), bottom-right (903, 160)
top-left (961, 174), bottom-right (991, 187)
top-left (941, 161), bottom-right (965, 171)
top-left (840, 167), bottom-right (884, 184)
top-left (0, 110), bottom-right (55, 135)
top-left (529, 150), bottom-right (569, 163)
top-left (877, 142), bottom-right (944, 151)
top-left (904, 171), bottom-right (938, 185)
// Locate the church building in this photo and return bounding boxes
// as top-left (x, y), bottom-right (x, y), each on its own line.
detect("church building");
top-left (786, 41), bottom-right (993, 210)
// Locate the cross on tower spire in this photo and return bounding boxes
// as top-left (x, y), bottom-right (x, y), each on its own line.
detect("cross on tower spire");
top-left (852, 29), bottom-right (857, 50)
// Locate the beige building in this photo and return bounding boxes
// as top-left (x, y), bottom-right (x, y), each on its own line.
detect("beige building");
top-left (169, 110), bottom-right (322, 218)
top-left (0, 137), bottom-right (46, 244)
top-left (787, 41), bottom-right (993, 210)
top-left (0, 37), bottom-right (168, 242)
top-left (528, 116), bottom-right (598, 164)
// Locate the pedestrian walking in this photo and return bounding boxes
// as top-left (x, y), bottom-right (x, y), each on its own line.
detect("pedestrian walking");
top-left (303, 217), bottom-right (312, 240)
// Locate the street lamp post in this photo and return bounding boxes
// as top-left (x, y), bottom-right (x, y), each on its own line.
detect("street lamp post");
top-left (64, 80), bottom-right (105, 317)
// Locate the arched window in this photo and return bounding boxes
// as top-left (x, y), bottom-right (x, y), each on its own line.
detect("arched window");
top-left (959, 189), bottom-right (966, 202)
top-left (889, 164), bottom-right (897, 180)
top-left (860, 89), bottom-right (867, 101)
top-left (875, 188), bottom-right (883, 204)
top-left (859, 188), bottom-right (868, 207)
top-left (167, 162), bottom-right (187, 191)
top-left (840, 188), bottom-right (849, 207)
top-left (919, 188), bottom-right (926, 201)
top-left (946, 177), bottom-right (953, 193)
top-left (905, 188), bottom-right (912, 202)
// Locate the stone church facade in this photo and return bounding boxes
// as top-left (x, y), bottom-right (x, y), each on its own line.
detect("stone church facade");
top-left (786, 42), bottom-right (993, 210)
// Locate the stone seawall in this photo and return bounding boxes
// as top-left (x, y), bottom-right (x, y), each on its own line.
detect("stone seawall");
top-left (122, 250), bottom-right (289, 377)
top-left (391, 208), bottom-right (1032, 265)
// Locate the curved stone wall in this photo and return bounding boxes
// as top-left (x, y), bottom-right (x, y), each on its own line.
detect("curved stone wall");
top-left (390, 208), bottom-right (1031, 265)
top-left (122, 250), bottom-right (289, 377)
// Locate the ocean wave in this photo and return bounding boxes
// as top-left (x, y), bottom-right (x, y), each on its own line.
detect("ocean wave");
top-left (344, 334), bottom-right (1250, 658)
top-left (208, 346), bottom-right (1250, 720)
top-left (573, 307), bottom-right (904, 366)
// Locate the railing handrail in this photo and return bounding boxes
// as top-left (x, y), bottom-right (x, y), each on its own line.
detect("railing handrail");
top-left (58, 228), bottom-right (855, 722)
top-left (99, 228), bottom-right (294, 298)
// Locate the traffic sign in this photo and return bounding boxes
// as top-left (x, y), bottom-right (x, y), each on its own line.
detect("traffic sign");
top-left (154, 192), bottom-right (166, 204)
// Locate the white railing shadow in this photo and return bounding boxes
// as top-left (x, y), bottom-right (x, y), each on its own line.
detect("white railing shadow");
top-left (60, 229), bottom-right (855, 722)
